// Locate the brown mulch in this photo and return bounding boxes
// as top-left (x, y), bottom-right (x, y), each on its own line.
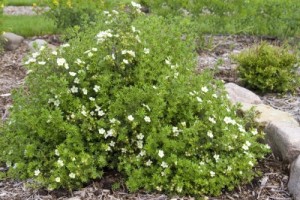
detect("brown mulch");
top-left (0, 34), bottom-right (297, 199)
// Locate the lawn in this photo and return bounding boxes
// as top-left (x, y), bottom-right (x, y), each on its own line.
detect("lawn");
top-left (5, 0), bottom-right (45, 6)
top-left (2, 15), bottom-right (57, 36)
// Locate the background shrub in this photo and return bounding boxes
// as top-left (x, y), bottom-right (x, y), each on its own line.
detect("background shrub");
top-left (0, 3), bottom-right (269, 196)
top-left (233, 42), bottom-right (300, 93)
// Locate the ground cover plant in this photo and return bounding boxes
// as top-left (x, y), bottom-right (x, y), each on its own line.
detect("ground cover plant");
top-left (0, 2), bottom-right (270, 197)
top-left (233, 42), bottom-right (300, 93)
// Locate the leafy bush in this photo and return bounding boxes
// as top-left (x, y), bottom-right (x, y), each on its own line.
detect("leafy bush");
top-left (233, 42), bottom-right (300, 93)
top-left (46, 0), bottom-right (103, 30)
top-left (0, 3), bottom-right (269, 196)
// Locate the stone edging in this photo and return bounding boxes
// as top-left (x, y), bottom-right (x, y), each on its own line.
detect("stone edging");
top-left (225, 82), bottom-right (300, 200)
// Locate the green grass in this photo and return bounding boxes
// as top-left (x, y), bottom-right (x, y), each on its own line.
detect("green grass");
top-left (1, 15), bottom-right (58, 37)
top-left (5, 0), bottom-right (45, 6)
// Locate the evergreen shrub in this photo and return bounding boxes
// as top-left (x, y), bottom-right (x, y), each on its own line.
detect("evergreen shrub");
top-left (0, 2), bottom-right (269, 196)
top-left (234, 42), bottom-right (300, 93)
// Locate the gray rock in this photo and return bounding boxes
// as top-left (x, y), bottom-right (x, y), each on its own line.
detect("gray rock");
top-left (225, 83), bottom-right (262, 104)
top-left (241, 103), bottom-right (299, 127)
top-left (2, 32), bottom-right (24, 51)
top-left (265, 121), bottom-right (300, 162)
top-left (28, 39), bottom-right (48, 52)
top-left (288, 155), bottom-right (300, 200)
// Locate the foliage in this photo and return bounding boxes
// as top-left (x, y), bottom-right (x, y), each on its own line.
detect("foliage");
top-left (233, 42), bottom-right (300, 93)
top-left (139, 0), bottom-right (300, 37)
top-left (46, 0), bottom-right (102, 30)
top-left (0, 3), bottom-right (269, 196)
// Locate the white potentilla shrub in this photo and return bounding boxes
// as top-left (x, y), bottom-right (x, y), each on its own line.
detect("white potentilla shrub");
top-left (1, 7), bottom-right (269, 196)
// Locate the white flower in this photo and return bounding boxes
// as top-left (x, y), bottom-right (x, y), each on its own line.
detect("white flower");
top-left (131, 1), bottom-right (142, 9)
top-left (158, 150), bottom-right (164, 158)
top-left (109, 141), bottom-right (115, 147)
top-left (122, 50), bottom-right (135, 57)
top-left (165, 58), bottom-right (171, 65)
top-left (34, 169), bottom-right (40, 176)
top-left (57, 58), bottom-right (66, 66)
top-left (139, 150), bottom-right (146, 157)
top-left (38, 61), bottom-right (46, 65)
top-left (57, 159), bottom-right (64, 167)
top-left (88, 52), bottom-right (93, 57)
top-left (249, 161), bottom-right (254, 167)
top-left (82, 88), bottom-right (88, 95)
top-left (210, 171), bottom-right (215, 177)
top-left (25, 57), bottom-right (36, 65)
top-left (123, 59), bottom-right (129, 64)
top-left (75, 58), bottom-right (84, 65)
top-left (81, 109), bottom-right (87, 116)
top-left (89, 97), bottom-right (95, 101)
top-left (69, 72), bottom-right (76, 76)
top-left (251, 129), bottom-right (258, 135)
top-left (105, 129), bottom-right (114, 138)
top-left (128, 115), bottom-right (134, 121)
top-left (144, 116), bottom-right (151, 123)
top-left (143, 48), bottom-right (150, 54)
top-left (145, 159), bottom-right (152, 166)
top-left (98, 128), bottom-right (105, 134)
top-left (61, 43), bottom-right (70, 48)
top-left (224, 117), bottom-right (236, 125)
top-left (131, 26), bottom-right (137, 32)
top-left (52, 51), bottom-right (58, 55)
top-left (212, 94), bottom-right (218, 98)
top-left (112, 10), bottom-right (119, 14)
top-left (55, 149), bottom-right (59, 156)
top-left (213, 154), bottom-right (220, 162)
top-left (201, 86), bottom-right (208, 93)
top-left (74, 78), bottom-right (80, 84)
top-left (55, 177), bottom-right (61, 183)
top-left (208, 117), bottom-right (216, 124)
top-left (207, 130), bottom-right (214, 138)
top-left (238, 124), bottom-right (246, 133)
top-left (112, 53), bottom-right (115, 60)
top-left (196, 97), bottom-right (202, 103)
top-left (110, 118), bottom-right (117, 124)
top-left (70, 86), bottom-right (78, 93)
top-left (135, 35), bottom-right (141, 43)
top-left (98, 110), bottom-right (105, 116)
top-left (93, 85), bottom-right (100, 92)
top-left (246, 141), bottom-right (251, 147)
top-left (137, 140), bottom-right (143, 149)
top-left (242, 141), bottom-right (251, 151)
top-left (91, 48), bottom-right (98, 52)
top-left (69, 173), bottom-right (76, 179)
top-left (96, 29), bottom-right (113, 43)
top-left (137, 133), bottom-right (144, 140)
top-left (161, 161), bottom-right (168, 168)
top-left (227, 166), bottom-right (232, 171)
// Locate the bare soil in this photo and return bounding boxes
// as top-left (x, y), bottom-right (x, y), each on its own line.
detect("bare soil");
top-left (0, 35), bottom-right (298, 199)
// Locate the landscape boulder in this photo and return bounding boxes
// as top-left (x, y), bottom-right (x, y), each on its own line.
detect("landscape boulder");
top-left (28, 39), bottom-right (56, 52)
top-left (225, 82), bottom-right (262, 105)
top-left (2, 32), bottom-right (24, 51)
top-left (241, 103), bottom-right (299, 127)
top-left (288, 155), bottom-right (300, 200)
top-left (265, 122), bottom-right (300, 163)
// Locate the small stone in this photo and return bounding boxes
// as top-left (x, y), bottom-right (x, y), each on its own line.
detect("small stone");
top-left (225, 83), bottom-right (262, 105)
top-left (288, 155), bottom-right (300, 199)
top-left (2, 32), bottom-right (24, 51)
top-left (28, 39), bottom-right (48, 52)
top-left (265, 121), bottom-right (300, 162)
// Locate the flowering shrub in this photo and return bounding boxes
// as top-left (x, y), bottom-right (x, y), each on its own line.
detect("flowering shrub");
top-left (0, 2), bottom-right (269, 196)
top-left (233, 42), bottom-right (300, 93)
